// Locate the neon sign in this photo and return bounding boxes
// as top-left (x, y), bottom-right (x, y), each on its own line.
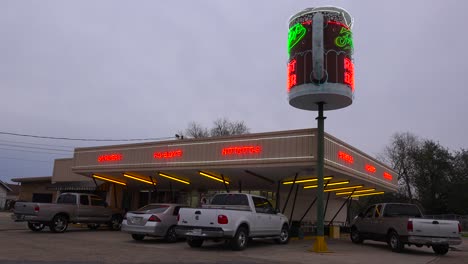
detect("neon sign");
top-left (334, 27), bottom-right (353, 50)
top-left (287, 59), bottom-right (297, 91)
top-left (222, 146), bottom-right (262, 155)
top-left (383, 172), bottom-right (393, 181)
top-left (344, 57), bottom-right (355, 91)
top-left (97, 153), bottom-right (123, 163)
top-left (365, 164), bottom-right (376, 173)
top-left (287, 23), bottom-right (306, 54)
top-left (153, 150), bottom-right (183, 159)
top-left (338, 151), bottom-right (354, 164)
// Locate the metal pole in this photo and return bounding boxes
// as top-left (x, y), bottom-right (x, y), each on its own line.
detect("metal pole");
top-left (275, 180), bottom-right (281, 210)
top-left (329, 189), bottom-right (356, 225)
top-left (323, 191), bottom-right (331, 222)
top-left (316, 102), bottom-right (326, 236)
top-left (282, 173), bottom-right (298, 213)
top-left (299, 197), bottom-right (317, 223)
top-left (290, 184), bottom-right (300, 221)
top-left (221, 174), bottom-right (229, 193)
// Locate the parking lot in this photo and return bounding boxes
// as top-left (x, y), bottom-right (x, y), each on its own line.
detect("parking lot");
top-left (1, 212), bottom-right (467, 264)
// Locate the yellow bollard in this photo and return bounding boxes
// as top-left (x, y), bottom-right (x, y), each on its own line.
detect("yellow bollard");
top-left (312, 236), bottom-right (329, 252)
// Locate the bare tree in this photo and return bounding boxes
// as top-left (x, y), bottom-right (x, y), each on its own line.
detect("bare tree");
top-left (185, 122), bottom-right (209, 138)
top-left (383, 132), bottom-right (420, 202)
top-left (210, 118), bottom-right (250, 137)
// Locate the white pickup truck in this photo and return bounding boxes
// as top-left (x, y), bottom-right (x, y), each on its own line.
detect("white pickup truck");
top-left (351, 203), bottom-right (462, 255)
top-left (176, 193), bottom-right (289, 250)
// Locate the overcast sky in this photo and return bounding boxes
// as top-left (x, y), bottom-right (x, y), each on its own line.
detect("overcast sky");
top-left (1, 0), bottom-right (467, 183)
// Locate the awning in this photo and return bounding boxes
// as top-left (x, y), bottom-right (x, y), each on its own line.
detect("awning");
top-left (47, 181), bottom-right (108, 191)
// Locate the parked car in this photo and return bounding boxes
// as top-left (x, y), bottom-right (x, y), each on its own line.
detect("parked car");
top-left (350, 203), bottom-right (462, 255)
top-left (176, 193), bottom-right (289, 251)
top-left (12, 193), bottom-right (123, 233)
top-left (122, 203), bottom-right (187, 242)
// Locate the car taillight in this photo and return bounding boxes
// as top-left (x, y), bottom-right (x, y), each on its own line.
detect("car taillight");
top-left (458, 223), bottom-right (462, 233)
top-left (218, 215), bottom-right (228, 224)
top-left (148, 215), bottom-right (161, 222)
top-left (407, 220), bottom-right (413, 232)
top-left (34, 206), bottom-right (40, 213)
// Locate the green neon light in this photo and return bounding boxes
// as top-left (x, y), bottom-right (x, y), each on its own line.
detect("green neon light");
top-left (288, 23), bottom-right (306, 54)
top-left (335, 27), bottom-right (353, 50)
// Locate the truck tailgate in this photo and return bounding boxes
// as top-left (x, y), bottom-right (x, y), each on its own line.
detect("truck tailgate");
top-left (411, 218), bottom-right (460, 238)
top-left (178, 208), bottom-right (220, 228)
top-left (14, 202), bottom-right (40, 215)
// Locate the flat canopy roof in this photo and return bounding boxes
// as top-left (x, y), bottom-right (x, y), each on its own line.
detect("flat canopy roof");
top-left (70, 129), bottom-right (397, 196)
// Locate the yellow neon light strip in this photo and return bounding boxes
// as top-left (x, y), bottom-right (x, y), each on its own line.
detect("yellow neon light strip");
top-left (323, 185), bottom-right (363, 192)
top-left (283, 176), bottom-right (333, 185)
top-left (303, 180), bottom-right (350, 189)
top-left (199, 171), bottom-right (230, 185)
top-left (123, 173), bottom-right (156, 185)
top-left (335, 188), bottom-right (376, 195)
top-left (351, 191), bottom-right (385, 198)
top-left (93, 174), bottom-right (126, 186)
top-left (158, 172), bottom-right (190, 185)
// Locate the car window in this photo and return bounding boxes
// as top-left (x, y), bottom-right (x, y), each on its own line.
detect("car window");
top-left (374, 204), bottom-right (383, 217)
top-left (252, 197), bottom-right (275, 214)
top-left (364, 206), bottom-right (375, 218)
top-left (137, 204), bottom-right (169, 213)
top-left (211, 194), bottom-right (249, 206)
top-left (57, 194), bottom-right (77, 205)
top-left (384, 204), bottom-right (422, 217)
top-left (90, 196), bottom-right (106, 207)
top-left (80, 195), bottom-right (89, 206)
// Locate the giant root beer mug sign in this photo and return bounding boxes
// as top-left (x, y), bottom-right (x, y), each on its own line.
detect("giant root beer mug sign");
top-left (287, 7), bottom-right (354, 110)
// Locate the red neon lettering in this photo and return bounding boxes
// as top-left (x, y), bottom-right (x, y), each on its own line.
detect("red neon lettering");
top-left (222, 146), bottom-right (262, 156)
top-left (302, 20), bottom-right (312, 25)
top-left (287, 59), bottom-right (297, 91)
top-left (97, 153), bottom-right (123, 163)
top-left (327, 20), bottom-right (349, 30)
top-left (383, 172), bottom-right (393, 181)
top-left (365, 164), bottom-right (376, 173)
top-left (338, 151), bottom-right (354, 164)
top-left (344, 57), bottom-right (355, 91)
top-left (153, 150), bottom-right (183, 159)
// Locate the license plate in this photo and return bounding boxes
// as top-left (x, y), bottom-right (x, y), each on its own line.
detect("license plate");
top-left (192, 229), bottom-right (202, 235)
top-left (131, 217), bottom-right (142, 224)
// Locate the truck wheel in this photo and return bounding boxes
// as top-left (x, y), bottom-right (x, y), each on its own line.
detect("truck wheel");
top-left (433, 245), bottom-right (449, 255)
top-left (27, 222), bottom-right (45, 232)
top-left (49, 215), bottom-right (68, 233)
top-left (132, 234), bottom-right (145, 241)
top-left (388, 231), bottom-right (404, 252)
top-left (350, 227), bottom-right (363, 244)
top-left (165, 226), bottom-right (178, 243)
top-left (230, 227), bottom-right (248, 251)
top-left (275, 225), bottom-right (290, 244)
top-left (187, 237), bottom-right (204, 248)
top-left (108, 214), bottom-right (122, 231)
top-left (87, 224), bottom-right (100, 230)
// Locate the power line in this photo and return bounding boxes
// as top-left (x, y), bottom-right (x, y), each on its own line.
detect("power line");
top-left (0, 143), bottom-right (73, 152)
top-left (0, 139), bottom-right (76, 149)
top-left (0, 147), bottom-right (72, 155)
top-left (0, 156), bottom-right (51, 163)
top-left (0, 131), bottom-right (173, 142)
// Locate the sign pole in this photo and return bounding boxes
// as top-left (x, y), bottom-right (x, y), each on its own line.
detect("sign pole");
top-left (313, 102), bottom-right (328, 252)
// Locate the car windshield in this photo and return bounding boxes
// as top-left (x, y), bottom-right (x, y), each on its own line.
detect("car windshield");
top-left (384, 204), bottom-right (422, 217)
top-left (211, 194), bottom-right (249, 206)
top-left (136, 204), bottom-right (170, 213)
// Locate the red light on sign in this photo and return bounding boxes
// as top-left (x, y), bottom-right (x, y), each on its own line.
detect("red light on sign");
top-left (287, 59), bottom-right (297, 91)
top-left (327, 20), bottom-right (350, 30)
top-left (344, 57), bottom-right (355, 91)
top-left (222, 146), bottom-right (262, 156)
top-left (153, 150), bottom-right (183, 159)
top-left (338, 151), bottom-right (354, 164)
top-left (383, 172), bottom-right (393, 181)
top-left (97, 153), bottom-right (123, 163)
top-left (365, 164), bottom-right (376, 173)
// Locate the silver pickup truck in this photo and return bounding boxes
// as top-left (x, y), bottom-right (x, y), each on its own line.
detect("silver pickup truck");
top-left (176, 193), bottom-right (289, 251)
top-left (12, 193), bottom-right (123, 233)
top-left (350, 203), bottom-right (462, 255)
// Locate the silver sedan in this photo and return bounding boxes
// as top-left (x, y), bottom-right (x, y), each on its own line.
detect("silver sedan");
top-left (122, 203), bottom-right (187, 242)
